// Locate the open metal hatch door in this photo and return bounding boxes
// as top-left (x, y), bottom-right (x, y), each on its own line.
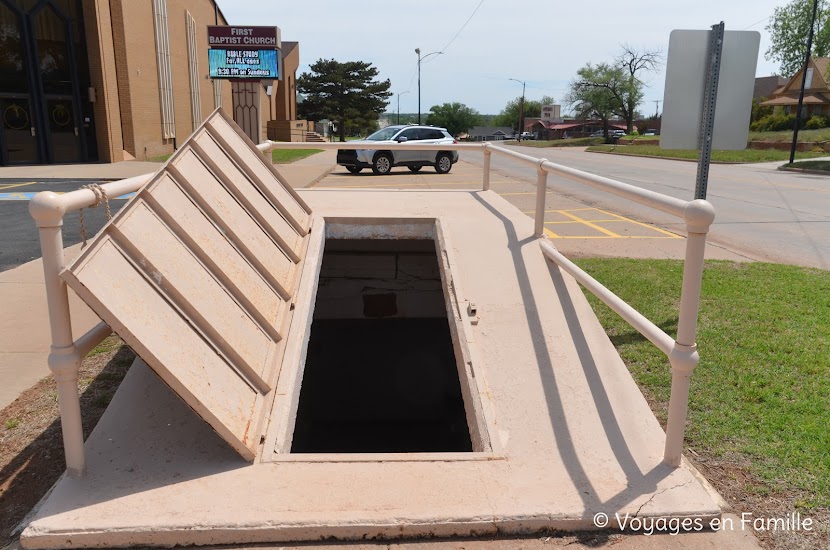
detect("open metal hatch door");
top-left (61, 108), bottom-right (312, 460)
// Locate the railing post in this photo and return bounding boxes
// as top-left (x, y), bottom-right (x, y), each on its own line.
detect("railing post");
top-left (30, 192), bottom-right (87, 476)
top-left (534, 159), bottom-right (549, 237)
top-left (663, 199), bottom-right (715, 467)
top-left (482, 143), bottom-right (492, 191)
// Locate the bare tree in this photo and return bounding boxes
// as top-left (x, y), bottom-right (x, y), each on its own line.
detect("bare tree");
top-left (614, 46), bottom-right (662, 133)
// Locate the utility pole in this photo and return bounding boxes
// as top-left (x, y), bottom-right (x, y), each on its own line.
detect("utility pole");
top-left (509, 78), bottom-right (526, 141)
top-left (790, 0), bottom-right (819, 164)
top-left (654, 99), bottom-right (662, 117)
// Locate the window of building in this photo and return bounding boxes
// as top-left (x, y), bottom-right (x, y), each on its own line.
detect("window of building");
top-left (806, 67), bottom-right (814, 89)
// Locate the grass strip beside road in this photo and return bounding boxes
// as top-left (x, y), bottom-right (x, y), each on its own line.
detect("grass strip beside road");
top-left (781, 160), bottom-right (830, 172)
top-left (271, 148), bottom-right (323, 164)
top-left (574, 258), bottom-right (830, 511)
top-left (586, 144), bottom-right (827, 163)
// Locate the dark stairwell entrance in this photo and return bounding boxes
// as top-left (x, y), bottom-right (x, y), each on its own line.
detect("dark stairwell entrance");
top-left (290, 238), bottom-right (473, 454)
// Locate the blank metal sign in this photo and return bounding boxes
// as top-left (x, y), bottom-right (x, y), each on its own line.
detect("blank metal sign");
top-left (661, 29), bottom-right (760, 150)
top-left (62, 108), bottom-right (312, 460)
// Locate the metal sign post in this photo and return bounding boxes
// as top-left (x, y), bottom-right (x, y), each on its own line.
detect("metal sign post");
top-left (695, 22), bottom-right (725, 200)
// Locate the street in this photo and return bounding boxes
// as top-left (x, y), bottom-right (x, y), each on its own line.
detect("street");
top-left (0, 179), bottom-right (130, 272)
top-left (463, 145), bottom-right (830, 269)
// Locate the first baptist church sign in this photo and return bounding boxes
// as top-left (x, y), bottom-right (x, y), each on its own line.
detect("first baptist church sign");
top-left (207, 26), bottom-right (282, 80)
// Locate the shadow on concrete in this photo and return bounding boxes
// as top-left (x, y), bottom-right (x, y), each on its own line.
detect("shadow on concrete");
top-left (470, 191), bottom-right (674, 515)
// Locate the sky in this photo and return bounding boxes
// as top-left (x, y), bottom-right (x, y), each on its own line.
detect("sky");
top-left (221, 1), bottom-right (794, 116)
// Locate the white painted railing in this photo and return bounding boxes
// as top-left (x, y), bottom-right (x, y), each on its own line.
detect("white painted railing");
top-left (29, 139), bottom-right (713, 476)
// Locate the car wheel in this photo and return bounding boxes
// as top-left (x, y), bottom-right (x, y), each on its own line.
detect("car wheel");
top-left (346, 166), bottom-right (362, 174)
top-left (372, 153), bottom-right (393, 175)
top-left (408, 165), bottom-right (422, 173)
top-left (434, 152), bottom-right (453, 174)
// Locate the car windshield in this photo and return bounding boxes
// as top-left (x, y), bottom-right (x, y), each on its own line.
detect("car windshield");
top-left (365, 127), bottom-right (401, 141)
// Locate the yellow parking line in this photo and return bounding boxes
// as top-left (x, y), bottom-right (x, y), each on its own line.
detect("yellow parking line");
top-left (0, 181), bottom-right (36, 190)
top-left (551, 236), bottom-right (681, 239)
top-left (544, 227), bottom-right (560, 238)
top-left (592, 207), bottom-right (682, 238)
top-left (545, 219), bottom-right (622, 224)
top-left (558, 210), bottom-right (622, 237)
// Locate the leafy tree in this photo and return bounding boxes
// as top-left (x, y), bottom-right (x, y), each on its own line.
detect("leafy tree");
top-left (565, 64), bottom-right (618, 140)
top-left (425, 102), bottom-right (481, 136)
top-left (297, 59), bottom-right (392, 141)
top-left (493, 95), bottom-right (556, 129)
top-left (766, 0), bottom-right (830, 76)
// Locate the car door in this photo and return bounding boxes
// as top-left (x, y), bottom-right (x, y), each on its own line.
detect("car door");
top-left (394, 127), bottom-right (421, 163)
top-left (418, 129), bottom-right (446, 163)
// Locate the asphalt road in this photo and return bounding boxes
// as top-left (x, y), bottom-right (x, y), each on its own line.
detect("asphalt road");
top-left (463, 145), bottom-right (830, 269)
top-left (0, 179), bottom-right (128, 272)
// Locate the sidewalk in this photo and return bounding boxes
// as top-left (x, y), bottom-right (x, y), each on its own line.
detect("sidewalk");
top-left (0, 244), bottom-right (99, 410)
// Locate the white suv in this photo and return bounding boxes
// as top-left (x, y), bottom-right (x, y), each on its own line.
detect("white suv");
top-left (337, 125), bottom-right (459, 175)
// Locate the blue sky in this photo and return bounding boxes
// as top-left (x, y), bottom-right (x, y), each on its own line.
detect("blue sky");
top-left (221, 1), bottom-right (793, 116)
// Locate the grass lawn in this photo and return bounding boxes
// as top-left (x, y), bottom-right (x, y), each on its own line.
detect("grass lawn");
top-left (517, 137), bottom-right (605, 148)
top-left (574, 259), bottom-right (830, 512)
top-left (149, 153), bottom-right (172, 162)
top-left (781, 160), bottom-right (830, 172)
top-left (587, 144), bottom-right (827, 163)
top-left (270, 148), bottom-right (323, 164)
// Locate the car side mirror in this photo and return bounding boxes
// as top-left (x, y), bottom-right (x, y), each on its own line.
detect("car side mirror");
top-left (396, 136), bottom-right (408, 143)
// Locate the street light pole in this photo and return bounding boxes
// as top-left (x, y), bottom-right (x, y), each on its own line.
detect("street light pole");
top-left (415, 48), bottom-right (442, 125)
top-left (509, 78), bottom-right (526, 141)
top-left (397, 91), bottom-right (410, 124)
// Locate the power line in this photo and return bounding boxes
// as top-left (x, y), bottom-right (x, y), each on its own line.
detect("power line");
top-left (742, 16), bottom-right (769, 30)
top-left (431, 0), bottom-right (486, 58)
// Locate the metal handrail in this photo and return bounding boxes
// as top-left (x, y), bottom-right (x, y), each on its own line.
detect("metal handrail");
top-left (29, 138), bottom-right (713, 475)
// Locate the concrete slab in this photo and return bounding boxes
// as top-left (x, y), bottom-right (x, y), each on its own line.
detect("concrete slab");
top-left (22, 190), bottom-right (720, 548)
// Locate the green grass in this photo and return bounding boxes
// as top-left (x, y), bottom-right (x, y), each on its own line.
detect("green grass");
top-left (781, 160), bottom-right (830, 172)
top-left (749, 128), bottom-right (830, 143)
top-left (587, 144), bottom-right (827, 163)
top-left (573, 259), bottom-right (830, 508)
top-left (270, 148), bottom-right (323, 164)
top-left (4, 419), bottom-right (19, 430)
top-left (149, 153), bottom-right (172, 162)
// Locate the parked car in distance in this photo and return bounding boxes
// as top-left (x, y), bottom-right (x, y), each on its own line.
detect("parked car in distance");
top-left (336, 125), bottom-right (459, 175)
top-left (611, 129), bottom-right (626, 137)
top-left (644, 130), bottom-right (657, 136)
top-left (520, 132), bottom-right (534, 140)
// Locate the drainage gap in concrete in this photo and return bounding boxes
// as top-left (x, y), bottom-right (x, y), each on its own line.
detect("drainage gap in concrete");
top-left (291, 238), bottom-right (473, 453)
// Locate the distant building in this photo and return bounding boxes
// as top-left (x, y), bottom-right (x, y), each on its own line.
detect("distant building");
top-left (760, 58), bottom-right (830, 117)
top-left (467, 126), bottom-right (514, 141)
top-left (754, 75), bottom-right (788, 101)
